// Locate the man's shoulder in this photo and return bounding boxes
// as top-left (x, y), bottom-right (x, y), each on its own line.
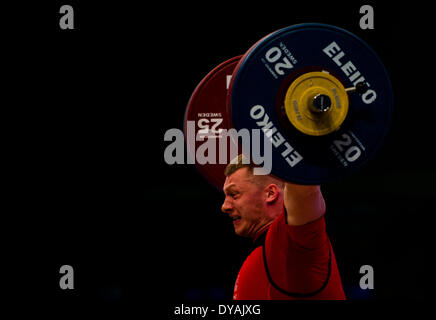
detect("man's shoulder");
top-left (266, 207), bottom-right (327, 250)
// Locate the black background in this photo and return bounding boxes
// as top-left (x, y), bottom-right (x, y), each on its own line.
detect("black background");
top-left (5, 0), bottom-right (435, 315)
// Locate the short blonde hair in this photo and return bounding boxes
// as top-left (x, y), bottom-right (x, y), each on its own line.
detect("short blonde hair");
top-left (224, 154), bottom-right (284, 189)
top-left (224, 154), bottom-right (253, 177)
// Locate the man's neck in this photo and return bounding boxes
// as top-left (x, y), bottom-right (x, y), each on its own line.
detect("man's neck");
top-left (250, 205), bottom-right (283, 242)
top-left (252, 220), bottom-right (273, 243)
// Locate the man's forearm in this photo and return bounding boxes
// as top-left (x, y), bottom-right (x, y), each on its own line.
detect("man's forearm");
top-left (284, 183), bottom-right (326, 226)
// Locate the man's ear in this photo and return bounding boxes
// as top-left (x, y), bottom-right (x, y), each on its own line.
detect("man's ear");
top-left (265, 184), bottom-right (280, 203)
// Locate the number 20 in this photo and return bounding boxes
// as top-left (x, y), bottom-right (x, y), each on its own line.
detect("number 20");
top-left (333, 133), bottom-right (362, 162)
top-left (265, 47), bottom-right (294, 76)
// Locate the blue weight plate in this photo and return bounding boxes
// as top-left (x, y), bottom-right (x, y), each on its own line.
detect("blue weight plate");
top-left (227, 23), bottom-right (393, 184)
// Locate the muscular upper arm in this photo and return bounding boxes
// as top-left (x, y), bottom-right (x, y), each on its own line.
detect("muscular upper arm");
top-left (284, 182), bottom-right (326, 226)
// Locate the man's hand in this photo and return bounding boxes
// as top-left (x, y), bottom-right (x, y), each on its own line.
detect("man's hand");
top-left (284, 182), bottom-right (326, 226)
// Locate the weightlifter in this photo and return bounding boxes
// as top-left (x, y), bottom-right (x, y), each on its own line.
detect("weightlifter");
top-left (222, 154), bottom-right (345, 299)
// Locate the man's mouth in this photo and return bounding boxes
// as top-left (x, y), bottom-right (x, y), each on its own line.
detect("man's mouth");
top-left (231, 216), bottom-right (241, 224)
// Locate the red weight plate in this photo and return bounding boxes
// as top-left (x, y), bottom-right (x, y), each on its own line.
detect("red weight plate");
top-left (184, 56), bottom-right (242, 190)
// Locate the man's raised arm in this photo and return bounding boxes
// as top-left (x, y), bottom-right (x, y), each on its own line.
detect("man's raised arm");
top-left (284, 183), bottom-right (326, 226)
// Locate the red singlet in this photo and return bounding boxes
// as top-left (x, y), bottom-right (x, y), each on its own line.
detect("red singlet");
top-left (233, 208), bottom-right (345, 300)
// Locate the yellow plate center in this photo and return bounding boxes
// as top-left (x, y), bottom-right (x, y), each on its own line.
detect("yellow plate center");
top-left (284, 71), bottom-right (349, 136)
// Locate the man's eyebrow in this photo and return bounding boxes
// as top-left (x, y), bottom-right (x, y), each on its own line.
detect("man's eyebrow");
top-left (223, 183), bottom-right (236, 193)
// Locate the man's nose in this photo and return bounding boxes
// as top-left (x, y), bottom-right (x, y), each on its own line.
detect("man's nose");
top-left (221, 197), bottom-right (232, 214)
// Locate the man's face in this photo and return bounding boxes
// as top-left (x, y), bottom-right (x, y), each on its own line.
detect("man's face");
top-left (221, 168), bottom-right (269, 238)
